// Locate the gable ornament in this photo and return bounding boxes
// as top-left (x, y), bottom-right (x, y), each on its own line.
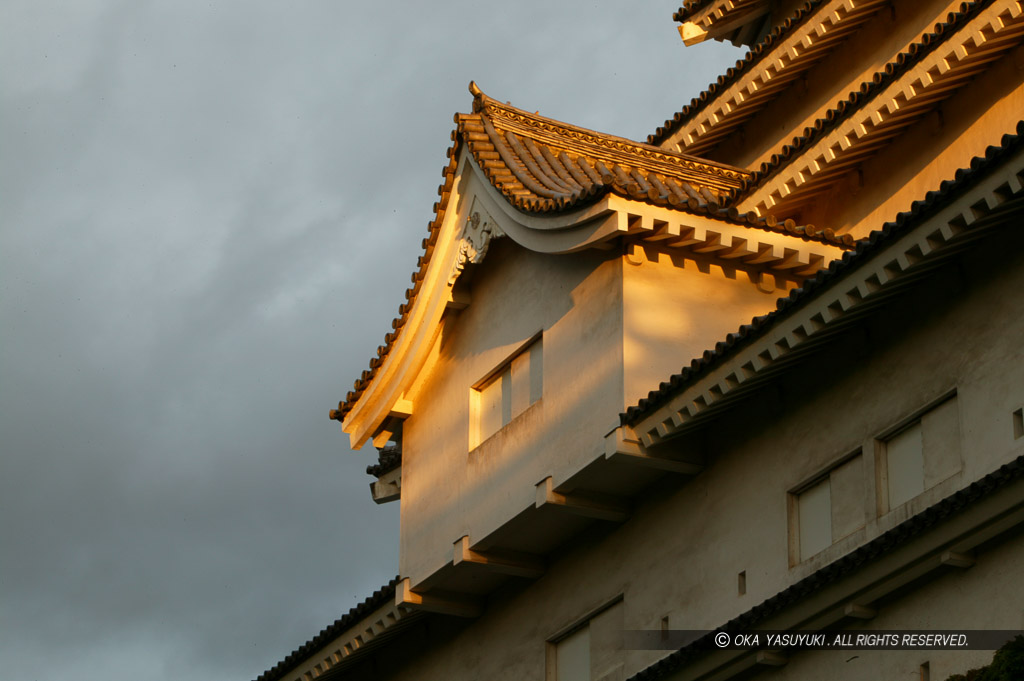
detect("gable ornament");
top-left (449, 211), bottom-right (504, 285)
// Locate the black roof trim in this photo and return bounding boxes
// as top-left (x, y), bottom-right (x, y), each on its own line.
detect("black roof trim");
top-left (255, 577), bottom-right (400, 681)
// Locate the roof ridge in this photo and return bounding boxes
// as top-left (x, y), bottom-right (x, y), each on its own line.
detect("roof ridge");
top-left (470, 82), bottom-right (749, 181)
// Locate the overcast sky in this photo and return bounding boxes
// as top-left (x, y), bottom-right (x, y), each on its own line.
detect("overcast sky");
top-left (0, 3), bottom-right (742, 679)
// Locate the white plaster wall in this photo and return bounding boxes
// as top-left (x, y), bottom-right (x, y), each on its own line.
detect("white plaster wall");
top-left (749, 535), bottom-right (1024, 681)
top-left (399, 239), bottom-right (626, 585)
top-left (378, 233), bottom-right (1024, 681)
top-left (621, 245), bottom-right (784, 409)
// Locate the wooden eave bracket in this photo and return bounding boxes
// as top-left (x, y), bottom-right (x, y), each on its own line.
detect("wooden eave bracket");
top-left (940, 550), bottom-right (975, 568)
top-left (395, 578), bottom-right (482, 618)
top-left (604, 426), bottom-right (705, 475)
top-left (535, 476), bottom-right (629, 522)
top-left (755, 651), bottom-right (788, 667)
top-left (453, 536), bottom-right (545, 579)
top-left (843, 602), bottom-right (877, 619)
top-left (371, 399), bottom-right (413, 448)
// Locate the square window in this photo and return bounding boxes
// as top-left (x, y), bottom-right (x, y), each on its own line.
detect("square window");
top-left (877, 394), bottom-right (961, 514)
top-left (792, 453), bottom-right (865, 562)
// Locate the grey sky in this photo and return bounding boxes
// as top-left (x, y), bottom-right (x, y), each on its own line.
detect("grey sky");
top-left (0, 3), bottom-right (741, 679)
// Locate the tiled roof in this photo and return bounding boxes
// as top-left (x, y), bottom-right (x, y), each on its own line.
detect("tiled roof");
top-left (331, 85), bottom-right (852, 425)
top-left (673, 0), bottom-right (774, 47)
top-left (652, 1), bottom-right (821, 147)
top-left (672, 0), bottom-right (768, 24)
top-left (254, 578), bottom-right (400, 681)
top-left (672, 0), bottom-right (715, 22)
top-left (628, 453), bottom-right (1024, 680)
top-left (730, 0), bottom-right (1008, 204)
top-left (459, 83), bottom-right (748, 212)
top-left (366, 444), bottom-right (401, 478)
top-left (623, 119), bottom-right (1024, 425)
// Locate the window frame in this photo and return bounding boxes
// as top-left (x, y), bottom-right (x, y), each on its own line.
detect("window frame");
top-left (874, 389), bottom-right (959, 516)
top-left (788, 448), bottom-right (864, 565)
top-left (469, 332), bottom-right (543, 449)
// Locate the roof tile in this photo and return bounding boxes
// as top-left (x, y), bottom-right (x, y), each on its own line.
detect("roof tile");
top-left (254, 578), bottom-right (401, 681)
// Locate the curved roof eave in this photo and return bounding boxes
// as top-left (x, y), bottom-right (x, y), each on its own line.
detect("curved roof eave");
top-left (331, 85), bottom-right (854, 446)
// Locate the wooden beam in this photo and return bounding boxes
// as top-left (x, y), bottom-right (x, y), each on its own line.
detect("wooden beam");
top-left (452, 536), bottom-right (545, 579)
top-left (535, 477), bottom-right (628, 522)
top-left (445, 286), bottom-right (470, 311)
top-left (755, 651), bottom-right (788, 667)
top-left (395, 578), bottom-right (481, 618)
top-left (843, 603), bottom-right (877, 619)
top-left (940, 550), bottom-right (975, 568)
top-left (389, 399), bottom-right (413, 419)
top-left (370, 468), bottom-right (401, 505)
top-left (604, 427), bottom-right (705, 475)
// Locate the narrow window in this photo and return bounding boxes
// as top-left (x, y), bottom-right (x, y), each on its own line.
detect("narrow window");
top-left (472, 336), bottom-right (542, 447)
top-left (793, 452), bottom-right (864, 562)
top-left (477, 365), bottom-right (510, 442)
top-left (879, 394), bottom-right (961, 513)
top-left (885, 422), bottom-right (924, 509)
top-left (737, 571), bottom-right (746, 596)
top-left (1014, 408), bottom-right (1023, 440)
top-left (797, 477), bottom-right (831, 561)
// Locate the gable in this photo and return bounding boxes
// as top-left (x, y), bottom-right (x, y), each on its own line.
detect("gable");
top-left (331, 84), bottom-right (852, 450)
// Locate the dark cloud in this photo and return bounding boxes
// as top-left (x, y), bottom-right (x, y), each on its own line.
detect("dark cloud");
top-left (0, 2), bottom-right (741, 679)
